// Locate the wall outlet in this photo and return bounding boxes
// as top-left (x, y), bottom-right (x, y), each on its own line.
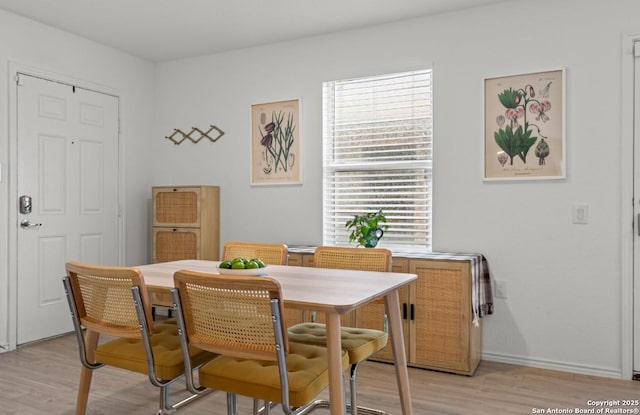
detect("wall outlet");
top-left (495, 280), bottom-right (508, 298)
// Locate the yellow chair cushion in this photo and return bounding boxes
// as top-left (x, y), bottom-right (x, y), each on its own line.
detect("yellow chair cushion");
top-left (287, 323), bottom-right (388, 364)
top-left (95, 322), bottom-right (215, 380)
top-left (198, 342), bottom-right (349, 407)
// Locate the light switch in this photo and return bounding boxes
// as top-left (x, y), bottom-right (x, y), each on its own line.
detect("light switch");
top-left (572, 204), bottom-right (588, 224)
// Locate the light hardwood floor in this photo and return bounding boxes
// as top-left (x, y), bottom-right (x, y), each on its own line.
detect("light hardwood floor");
top-left (0, 333), bottom-right (638, 414)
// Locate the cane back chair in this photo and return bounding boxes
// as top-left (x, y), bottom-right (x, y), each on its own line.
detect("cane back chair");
top-left (287, 246), bottom-right (392, 415)
top-left (171, 269), bottom-right (350, 415)
top-left (63, 261), bottom-right (215, 415)
top-left (222, 241), bottom-right (288, 265)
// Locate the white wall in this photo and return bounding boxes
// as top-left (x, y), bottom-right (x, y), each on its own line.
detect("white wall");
top-left (152, 0), bottom-right (640, 377)
top-left (0, 9), bottom-right (155, 349)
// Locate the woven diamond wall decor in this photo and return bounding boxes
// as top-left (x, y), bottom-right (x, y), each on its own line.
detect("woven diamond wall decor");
top-left (166, 125), bottom-right (225, 145)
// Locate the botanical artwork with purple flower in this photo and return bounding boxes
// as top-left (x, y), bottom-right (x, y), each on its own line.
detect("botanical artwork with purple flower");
top-left (484, 70), bottom-right (564, 180)
top-left (251, 99), bottom-right (301, 185)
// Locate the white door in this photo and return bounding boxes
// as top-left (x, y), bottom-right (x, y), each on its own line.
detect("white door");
top-left (633, 41), bottom-right (640, 375)
top-left (16, 74), bottom-right (119, 344)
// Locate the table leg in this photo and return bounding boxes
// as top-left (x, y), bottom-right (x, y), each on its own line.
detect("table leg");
top-left (385, 290), bottom-right (413, 415)
top-left (325, 312), bottom-right (345, 415)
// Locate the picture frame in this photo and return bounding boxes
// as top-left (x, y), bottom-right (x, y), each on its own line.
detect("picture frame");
top-left (250, 99), bottom-right (301, 185)
top-left (484, 69), bottom-right (565, 181)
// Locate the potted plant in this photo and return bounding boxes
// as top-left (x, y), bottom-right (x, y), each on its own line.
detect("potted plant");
top-left (345, 210), bottom-right (388, 248)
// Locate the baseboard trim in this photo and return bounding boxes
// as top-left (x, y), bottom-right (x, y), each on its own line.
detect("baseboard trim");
top-left (482, 352), bottom-right (623, 379)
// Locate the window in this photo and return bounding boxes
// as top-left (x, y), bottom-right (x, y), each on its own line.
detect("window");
top-left (322, 69), bottom-right (432, 251)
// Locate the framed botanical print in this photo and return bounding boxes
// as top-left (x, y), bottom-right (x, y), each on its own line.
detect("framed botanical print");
top-left (484, 69), bottom-right (565, 180)
top-left (250, 99), bottom-right (301, 185)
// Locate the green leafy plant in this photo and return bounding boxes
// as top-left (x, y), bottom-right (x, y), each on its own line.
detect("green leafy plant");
top-left (345, 210), bottom-right (388, 248)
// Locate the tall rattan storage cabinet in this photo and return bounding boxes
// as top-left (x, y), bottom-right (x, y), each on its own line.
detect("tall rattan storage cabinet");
top-left (152, 186), bottom-right (220, 263)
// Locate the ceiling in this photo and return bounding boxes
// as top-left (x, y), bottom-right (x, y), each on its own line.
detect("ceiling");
top-left (0, 0), bottom-right (513, 62)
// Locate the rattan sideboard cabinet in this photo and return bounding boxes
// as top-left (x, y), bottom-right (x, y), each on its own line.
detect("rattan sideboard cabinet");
top-left (287, 250), bottom-right (482, 376)
top-left (361, 257), bottom-right (481, 376)
top-left (152, 186), bottom-right (220, 263)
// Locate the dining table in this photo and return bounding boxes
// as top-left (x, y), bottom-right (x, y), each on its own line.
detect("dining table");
top-left (136, 259), bottom-right (417, 415)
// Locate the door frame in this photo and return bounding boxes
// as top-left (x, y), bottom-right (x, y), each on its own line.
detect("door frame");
top-left (6, 62), bottom-right (125, 351)
top-left (621, 32), bottom-right (640, 380)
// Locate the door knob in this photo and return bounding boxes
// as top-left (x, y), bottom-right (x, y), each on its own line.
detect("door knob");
top-left (20, 219), bottom-right (42, 229)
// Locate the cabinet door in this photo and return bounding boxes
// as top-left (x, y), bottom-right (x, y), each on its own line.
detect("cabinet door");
top-left (303, 255), bottom-right (315, 267)
top-left (287, 253), bottom-right (303, 267)
top-left (361, 257), bottom-right (411, 362)
top-left (281, 307), bottom-right (305, 327)
top-left (153, 227), bottom-right (201, 263)
top-left (410, 259), bottom-right (474, 373)
top-left (287, 252), bottom-right (315, 267)
top-left (153, 187), bottom-right (201, 227)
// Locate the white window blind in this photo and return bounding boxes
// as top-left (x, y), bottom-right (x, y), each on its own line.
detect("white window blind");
top-left (323, 69), bottom-right (433, 251)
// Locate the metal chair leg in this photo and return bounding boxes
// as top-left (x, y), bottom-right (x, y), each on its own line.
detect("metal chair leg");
top-left (159, 385), bottom-right (170, 414)
top-left (254, 399), bottom-right (276, 415)
top-left (346, 362), bottom-right (389, 415)
top-left (227, 393), bottom-right (238, 415)
top-left (350, 363), bottom-right (358, 415)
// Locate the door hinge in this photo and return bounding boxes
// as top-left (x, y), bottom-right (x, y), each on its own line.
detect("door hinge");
top-left (634, 41), bottom-right (640, 58)
top-left (15, 73), bottom-right (24, 86)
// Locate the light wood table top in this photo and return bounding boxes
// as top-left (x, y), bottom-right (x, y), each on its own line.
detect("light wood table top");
top-left (140, 259), bottom-right (413, 312)
top-left (136, 259), bottom-right (417, 415)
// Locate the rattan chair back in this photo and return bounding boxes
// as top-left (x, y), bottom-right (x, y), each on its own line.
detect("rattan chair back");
top-left (314, 246), bottom-right (391, 272)
top-left (222, 241), bottom-right (288, 265)
top-left (173, 269), bottom-right (289, 360)
top-left (65, 261), bottom-right (154, 339)
top-left (293, 246), bottom-right (393, 415)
